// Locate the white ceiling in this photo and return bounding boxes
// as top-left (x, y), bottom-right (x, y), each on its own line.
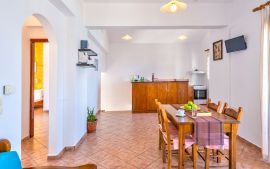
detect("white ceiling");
top-left (84, 0), bottom-right (233, 3)
top-left (107, 29), bottom-right (210, 44)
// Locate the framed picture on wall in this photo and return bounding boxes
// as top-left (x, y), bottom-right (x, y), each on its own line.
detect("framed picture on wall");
top-left (213, 40), bottom-right (223, 61)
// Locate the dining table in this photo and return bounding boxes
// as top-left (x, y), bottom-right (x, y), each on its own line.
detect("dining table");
top-left (162, 104), bottom-right (240, 169)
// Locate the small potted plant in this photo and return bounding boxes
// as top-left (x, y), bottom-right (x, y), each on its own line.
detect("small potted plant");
top-left (87, 107), bottom-right (97, 133)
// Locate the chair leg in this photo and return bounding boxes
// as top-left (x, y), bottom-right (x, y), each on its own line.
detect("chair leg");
top-left (192, 144), bottom-right (198, 169)
top-left (159, 130), bottom-right (162, 150)
top-left (167, 146), bottom-right (172, 169)
top-left (205, 148), bottom-right (210, 169)
top-left (217, 150), bottom-right (222, 163)
top-left (162, 143), bottom-right (166, 163)
top-left (212, 149), bottom-right (216, 159)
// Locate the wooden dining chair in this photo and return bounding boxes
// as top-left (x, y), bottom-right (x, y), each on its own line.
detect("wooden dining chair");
top-left (155, 99), bottom-right (178, 150)
top-left (221, 102), bottom-right (229, 114)
top-left (155, 99), bottom-right (162, 124)
top-left (207, 98), bottom-right (222, 113)
top-left (203, 106), bottom-right (243, 169)
top-left (155, 99), bottom-right (163, 150)
top-left (160, 107), bottom-right (198, 169)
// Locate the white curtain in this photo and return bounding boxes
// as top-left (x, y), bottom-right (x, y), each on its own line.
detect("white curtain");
top-left (260, 6), bottom-right (270, 163)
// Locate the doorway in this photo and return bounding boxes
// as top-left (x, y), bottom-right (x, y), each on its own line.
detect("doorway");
top-left (21, 14), bottom-right (61, 157)
top-left (29, 39), bottom-right (49, 140)
top-left (21, 16), bottom-right (51, 150)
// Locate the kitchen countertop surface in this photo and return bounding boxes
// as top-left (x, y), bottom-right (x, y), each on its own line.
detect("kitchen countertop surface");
top-left (131, 79), bottom-right (189, 83)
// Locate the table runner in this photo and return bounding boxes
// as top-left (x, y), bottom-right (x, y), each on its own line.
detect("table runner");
top-left (171, 104), bottom-right (224, 146)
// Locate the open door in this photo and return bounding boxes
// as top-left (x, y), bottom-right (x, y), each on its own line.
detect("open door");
top-left (29, 39), bottom-right (48, 138)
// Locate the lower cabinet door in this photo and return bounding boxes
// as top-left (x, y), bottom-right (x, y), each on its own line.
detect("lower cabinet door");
top-left (147, 83), bottom-right (158, 112)
top-left (167, 82), bottom-right (178, 104)
top-left (178, 82), bottom-right (189, 104)
top-left (132, 83), bottom-right (148, 112)
top-left (157, 83), bottom-right (168, 104)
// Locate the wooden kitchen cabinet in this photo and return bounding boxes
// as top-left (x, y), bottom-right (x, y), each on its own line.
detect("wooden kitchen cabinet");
top-left (132, 80), bottom-right (191, 113)
top-left (132, 83), bottom-right (148, 112)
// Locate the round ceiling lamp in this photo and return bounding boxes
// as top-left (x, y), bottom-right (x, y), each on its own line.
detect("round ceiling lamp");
top-left (178, 35), bottom-right (188, 40)
top-left (160, 0), bottom-right (187, 13)
top-left (122, 34), bottom-right (133, 41)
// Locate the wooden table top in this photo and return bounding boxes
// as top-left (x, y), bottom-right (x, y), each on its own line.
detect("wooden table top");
top-left (163, 104), bottom-right (240, 125)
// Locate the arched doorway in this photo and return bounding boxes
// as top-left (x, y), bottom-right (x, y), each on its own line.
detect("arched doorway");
top-left (21, 14), bottom-right (59, 163)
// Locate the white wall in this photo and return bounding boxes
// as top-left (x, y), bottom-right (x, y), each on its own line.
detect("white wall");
top-left (201, 0), bottom-right (265, 147)
top-left (21, 26), bottom-right (47, 140)
top-left (101, 42), bottom-right (201, 111)
top-left (0, 0), bottom-right (104, 156)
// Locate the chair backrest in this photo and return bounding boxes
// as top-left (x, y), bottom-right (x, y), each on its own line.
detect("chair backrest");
top-left (223, 107), bottom-right (243, 121)
top-left (223, 107), bottom-right (243, 133)
top-left (0, 139), bottom-right (22, 169)
top-left (160, 107), bottom-right (172, 149)
top-left (155, 99), bottom-right (158, 105)
top-left (207, 98), bottom-right (222, 113)
top-left (221, 102), bottom-right (229, 114)
top-left (155, 99), bottom-right (162, 124)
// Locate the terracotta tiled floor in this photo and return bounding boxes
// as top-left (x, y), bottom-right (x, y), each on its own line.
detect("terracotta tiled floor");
top-left (22, 111), bottom-right (270, 169)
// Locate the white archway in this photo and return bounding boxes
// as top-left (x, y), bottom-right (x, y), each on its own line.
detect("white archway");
top-left (21, 13), bottom-right (62, 156)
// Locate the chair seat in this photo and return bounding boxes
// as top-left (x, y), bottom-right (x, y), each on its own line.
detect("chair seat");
top-left (205, 134), bottom-right (229, 150)
top-left (161, 121), bottom-right (194, 150)
top-left (163, 132), bottom-right (194, 150)
top-left (172, 135), bottom-right (195, 150)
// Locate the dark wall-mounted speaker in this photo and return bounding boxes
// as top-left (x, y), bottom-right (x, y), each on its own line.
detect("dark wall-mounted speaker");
top-left (80, 40), bottom-right (88, 49)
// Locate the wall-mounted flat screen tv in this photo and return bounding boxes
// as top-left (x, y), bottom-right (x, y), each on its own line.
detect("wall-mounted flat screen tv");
top-left (225, 35), bottom-right (247, 53)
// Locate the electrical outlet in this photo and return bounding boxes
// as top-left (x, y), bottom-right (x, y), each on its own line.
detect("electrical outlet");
top-left (3, 85), bottom-right (14, 95)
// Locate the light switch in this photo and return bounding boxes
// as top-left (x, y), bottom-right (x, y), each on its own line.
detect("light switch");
top-left (3, 85), bottom-right (14, 95)
top-left (0, 97), bottom-right (3, 114)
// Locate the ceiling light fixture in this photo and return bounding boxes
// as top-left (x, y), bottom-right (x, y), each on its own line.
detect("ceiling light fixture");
top-left (160, 0), bottom-right (187, 13)
top-left (122, 34), bottom-right (133, 41)
top-left (178, 35), bottom-right (188, 40)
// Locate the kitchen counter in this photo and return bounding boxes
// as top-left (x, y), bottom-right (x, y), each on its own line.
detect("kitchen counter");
top-left (132, 80), bottom-right (193, 113)
top-left (131, 79), bottom-right (189, 83)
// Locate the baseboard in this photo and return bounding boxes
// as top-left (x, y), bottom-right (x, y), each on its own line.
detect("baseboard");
top-left (21, 136), bottom-right (30, 142)
top-left (96, 109), bottom-right (101, 115)
top-left (65, 133), bottom-right (87, 151)
top-left (47, 148), bottom-right (65, 160)
top-left (105, 110), bottom-right (132, 113)
top-left (237, 135), bottom-right (261, 151)
top-left (47, 132), bottom-right (87, 160)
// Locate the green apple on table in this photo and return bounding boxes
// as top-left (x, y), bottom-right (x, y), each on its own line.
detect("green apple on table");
top-left (183, 101), bottom-right (198, 111)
